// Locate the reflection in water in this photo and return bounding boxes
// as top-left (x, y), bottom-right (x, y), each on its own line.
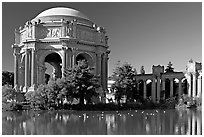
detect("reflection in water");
top-left (2, 109), bottom-right (202, 135)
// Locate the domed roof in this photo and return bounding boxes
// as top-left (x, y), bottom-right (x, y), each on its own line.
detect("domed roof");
top-left (35, 7), bottom-right (90, 21)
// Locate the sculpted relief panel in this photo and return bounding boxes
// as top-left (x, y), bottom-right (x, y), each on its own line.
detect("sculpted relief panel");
top-left (47, 27), bottom-right (61, 38)
top-left (78, 30), bottom-right (94, 42)
top-left (36, 26), bottom-right (61, 39)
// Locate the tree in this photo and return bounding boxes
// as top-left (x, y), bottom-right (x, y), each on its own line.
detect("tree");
top-left (65, 60), bottom-right (100, 105)
top-left (165, 61), bottom-right (174, 73)
top-left (2, 84), bottom-right (16, 103)
top-left (111, 61), bottom-right (137, 104)
top-left (2, 71), bottom-right (14, 87)
top-left (25, 84), bottom-right (49, 109)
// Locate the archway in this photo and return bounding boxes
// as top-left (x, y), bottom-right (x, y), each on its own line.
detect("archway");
top-left (165, 79), bottom-right (170, 99)
top-left (76, 52), bottom-right (94, 67)
top-left (146, 79), bottom-right (152, 98)
top-left (138, 80), bottom-right (144, 98)
top-left (44, 52), bottom-right (62, 81)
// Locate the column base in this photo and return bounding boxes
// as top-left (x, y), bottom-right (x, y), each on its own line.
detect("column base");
top-left (28, 85), bottom-right (37, 92)
top-left (23, 86), bottom-right (28, 93)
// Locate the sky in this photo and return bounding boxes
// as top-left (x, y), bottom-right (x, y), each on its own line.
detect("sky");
top-left (1, 2), bottom-right (202, 76)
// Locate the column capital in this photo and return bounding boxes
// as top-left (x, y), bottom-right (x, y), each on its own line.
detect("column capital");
top-left (71, 47), bottom-right (78, 51)
top-left (169, 78), bottom-right (174, 81)
top-left (62, 46), bottom-right (68, 51)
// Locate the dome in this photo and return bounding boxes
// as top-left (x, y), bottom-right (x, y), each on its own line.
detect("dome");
top-left (34, 7), bottom-right (90, 21)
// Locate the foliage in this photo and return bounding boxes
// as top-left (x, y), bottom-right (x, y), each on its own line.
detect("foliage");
top-left (165, 61), bottom-right (174, 73)
top-left (25, 84), bottom-right (49, 109)
top-left (2, 85), bottom-right (23, 111)
top-left (24, 60), bottom-right (100, 110)
top-left (65, 60), bottom-right (100, 105)
top-left (111, 61), bottom-right (137, 104)
top-left (2, 71), bottom-right (14, 87)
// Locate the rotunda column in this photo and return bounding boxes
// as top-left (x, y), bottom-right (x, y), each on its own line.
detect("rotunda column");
top-left (19, 65), bottom-right (25, 88)
top-left (66, 47), bottom-right (72, 68)
top-left (23, 49), bottom-right (29, 92)
top-left (31, 48), bottom-right (36, 86)
top-left (62, 46), bottom-right (67, 77)
top-left (96, 52), bottom-right (102, 84)
top-left (71, 47), bottom-right (77, 67)
top-left (12, 44), bottom-right (21, 88)
top-left (101, 53), bottom-right (107, 89)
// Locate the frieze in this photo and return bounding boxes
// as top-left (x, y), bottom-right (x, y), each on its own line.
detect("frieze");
top-left (47, 27), bottom-right (61, 38)
top-left (78, 30), bottom-right (94, 42)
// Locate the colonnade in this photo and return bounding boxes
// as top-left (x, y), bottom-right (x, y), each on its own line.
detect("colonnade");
top-left (139, 78), bottom-right (183, 103)
top-left (186, 73), bottom-right (202, 98)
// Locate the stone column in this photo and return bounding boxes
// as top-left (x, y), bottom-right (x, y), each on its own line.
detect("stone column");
top-left (13, 52), bottom-right (19, 87)
top-left (162, 79), bottom-right (165, 100)
top-left (157, 78), bottom-right (160, 102)
top-left (97, 52), bottom-right (102, 76)
top-left (101, 53), bottom-right (107, 90)
top-left (143, 80), bottom-right (147, 99)
top-left (12, 44), bottom-right (20, 88)
top-left (62, 46), bottom-right (67, 77)
top-left (23, 49), bottom-right (29, 92)
top-left (188, 74), bottom-right (192, 97)
top-left (28, 50), bottom-right (31, 87)
top-left (31, 49), bottom-right (36, 86)
top-left (72, 47), bottom-right (77, 67)
top-left (197, 75), bottom-right (202, 97)
top-left (192, 73), bottom-right (197, 97)
top-left (151, 78), bottom-right (156, 103)
top-left (67, 47), bottom-right (72, 68)
top-left (96, 52), bottom-right (102, 85)
top-left (170, 78), bottom-right (174, 98)
top-left (19, 65), bottom-right (25, 88)
top-left (178, 78), bottom-right (182, 99)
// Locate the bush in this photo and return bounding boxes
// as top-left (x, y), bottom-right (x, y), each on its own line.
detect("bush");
top-left (2, 102), bottom-right (23, 111)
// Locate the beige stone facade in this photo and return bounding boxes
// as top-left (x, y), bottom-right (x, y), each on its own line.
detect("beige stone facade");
top-left (12, 7), bottom-right (110, 92)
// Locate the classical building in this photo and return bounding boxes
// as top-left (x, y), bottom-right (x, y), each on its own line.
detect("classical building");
top-left (185, 59), bottom-right (202, 98)
top-left (107, 60), bottom-right (202, 103)
top-left (12, 7), bottom-right (110, 92)
top-left (136, 63), bottom-right (184, 103)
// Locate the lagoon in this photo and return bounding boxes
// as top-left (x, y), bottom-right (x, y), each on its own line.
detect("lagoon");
top-left (2, 109), bottom-right (202, 135)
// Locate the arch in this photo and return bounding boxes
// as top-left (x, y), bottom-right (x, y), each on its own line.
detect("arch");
top-left (38, 50), bottom-right (63, 84)
top-left (76, 52), bottom-right (94, 67)
top-left (165, 78), bottom-right (171, 99)
top-left (44, 52), bottom-right (62, 80)
top-left (137, 79), bottom-right (144, 97)
top-left (146, 79), bottom-right (152, 98)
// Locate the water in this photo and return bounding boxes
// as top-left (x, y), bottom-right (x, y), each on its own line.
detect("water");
top-left (2, 109), bottom-right (202, 135)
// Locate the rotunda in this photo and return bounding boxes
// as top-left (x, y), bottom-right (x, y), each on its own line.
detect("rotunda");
top-left (12, 7), bottom-right (110, 92)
